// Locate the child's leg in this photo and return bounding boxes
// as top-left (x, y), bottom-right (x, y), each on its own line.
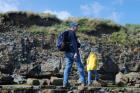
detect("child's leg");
top-left (88, 70), bottom-right (92, 85)
top-left (93, 70), bottom-right (99, 81)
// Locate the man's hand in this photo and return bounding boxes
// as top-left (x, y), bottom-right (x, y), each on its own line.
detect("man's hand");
top-left (74, 53), bottom-right (77, 59)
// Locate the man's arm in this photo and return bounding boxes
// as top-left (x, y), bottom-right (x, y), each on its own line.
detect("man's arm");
top-left (70, 32), bottom-right (79, 59)
top-left (71, 32), bottom-right (78, 53)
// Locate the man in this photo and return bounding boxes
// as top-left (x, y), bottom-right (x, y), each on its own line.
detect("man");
top-left (63, 22), bottom-right (86, 87)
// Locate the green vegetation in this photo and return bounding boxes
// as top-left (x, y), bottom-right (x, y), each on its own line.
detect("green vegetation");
top-left (27, 18), bottom-right (140, 46)
top-left (109, 30), bottom-right (128, 45)
top-left (27, 23), bottom-right (68, 36)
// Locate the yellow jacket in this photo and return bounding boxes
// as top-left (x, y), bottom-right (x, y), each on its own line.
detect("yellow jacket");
top-left (86, 52), bottom-right (98, 71)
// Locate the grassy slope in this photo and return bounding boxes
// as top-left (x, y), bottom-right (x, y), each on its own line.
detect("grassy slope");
top-left (0, 12), bottom-right (139, 46)
top-left (27, 18), bottom-right (140, 46)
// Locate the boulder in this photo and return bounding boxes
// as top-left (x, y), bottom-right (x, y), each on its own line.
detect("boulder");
top-left (100, 58), bottom-right (119, 74)
top-left (27, 78), bottom-right (40, 85)
top-left (50, 77), bottom-right (63, 86)
top-left (115, 72), bottom-right (128, 86)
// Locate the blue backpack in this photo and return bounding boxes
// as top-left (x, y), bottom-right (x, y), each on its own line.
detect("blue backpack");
top-left (56, 31), bottom-right (69, 51)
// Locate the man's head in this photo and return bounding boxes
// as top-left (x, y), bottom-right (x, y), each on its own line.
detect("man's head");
top-left (69, 22), bottom-right (79, 31)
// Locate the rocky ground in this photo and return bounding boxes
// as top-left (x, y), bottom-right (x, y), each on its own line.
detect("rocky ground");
top-left (0, 28), bottom-right (139, 93)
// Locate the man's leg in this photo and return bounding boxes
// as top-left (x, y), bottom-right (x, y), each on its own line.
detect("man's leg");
top-left (75, 54), bottom-right (85, 84)
top-left (63, 53), bottom-right (73, 86)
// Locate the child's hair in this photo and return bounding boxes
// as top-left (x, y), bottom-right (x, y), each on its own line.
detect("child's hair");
top-left (90, 47), bottom-right (97, 52)
top-left (90, 47), bottom-right (98, 54)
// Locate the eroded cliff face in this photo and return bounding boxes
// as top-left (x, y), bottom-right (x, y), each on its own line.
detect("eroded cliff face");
top-left (0, 30), bottom-right (139, 82)
top-left (0, 12), bottom-right (61, 28)
top-left (0, 12), bottom-right (140, 92)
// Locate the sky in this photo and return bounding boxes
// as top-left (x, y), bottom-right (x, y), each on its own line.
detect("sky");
top-left (0, 0), bottom-right (140, 24)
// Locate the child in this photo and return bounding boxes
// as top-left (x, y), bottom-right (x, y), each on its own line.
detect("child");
top-left (86, 49), bottom-right (99, 85)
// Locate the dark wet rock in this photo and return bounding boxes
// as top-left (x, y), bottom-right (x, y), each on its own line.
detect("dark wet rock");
top-left (39, 71), bottom-right (52, 78)
top-left (100, 56), bottom-right (119, 74)
top-left (50, 77), bottom-right (63, 86)
top-left (100, 74), bottom-right (116, 80)
top-left (26, 78), bottom-right (40, 85)
top-left (32, 80), bottom-right (40, 85)
top-left (14, 89), bottom-right (40, 93)
top-left (0, 74), bottom-right (14, 85)
top-left (0, 64), bottom-right (11, 74)
top-left (39, 79), bottom-right (50, 86)
top-left (0, 51), bottom-right (12, 73)
top-left (41, 85), bottom-right (56, 89)
top-left (0, 44), bottom-right (6, 51)
top-left (27, 63), bottom-right (41, 77)
top-left (99, 54), bottom-right (119, 80)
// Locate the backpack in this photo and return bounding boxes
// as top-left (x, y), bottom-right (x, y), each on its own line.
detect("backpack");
top-left (56, 31), bottom-right (69, 51)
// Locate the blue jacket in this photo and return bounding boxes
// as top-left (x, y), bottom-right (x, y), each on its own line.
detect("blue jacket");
top-left (66, 30), bottom-right (80, 53)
